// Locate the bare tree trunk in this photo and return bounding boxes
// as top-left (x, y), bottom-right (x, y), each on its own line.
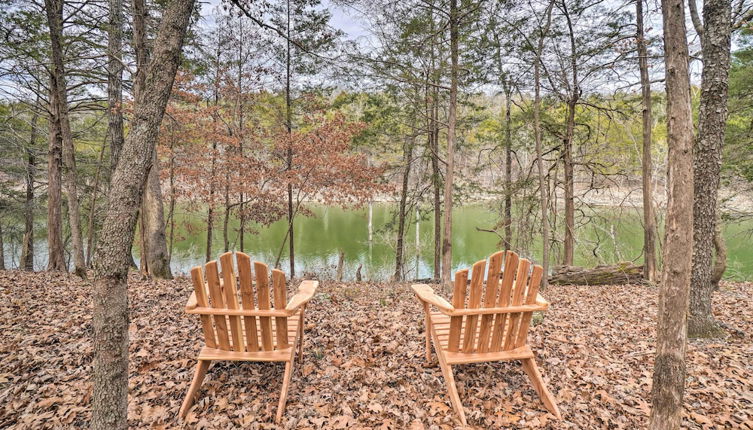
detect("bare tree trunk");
top-left (206, 140), bottom-right (217, 263)
top-left (394, 138), bottom-right (414, 281)
top-left (430, 10), bottom-right (441, 281)
top-left (167, 130), bottom-right (176, 262)
top-left (91, 1), bottom-right (194, 428)
top-left (236, 20), bottom-right (246, 252)
top-left (46, 86), bottom-right (65, 271)
top-left (534, 1), bottom-right (554, 288)
top-left (21, 108), bottom-right (38, 271)
top-left (441, 0), bottom-right (458, 287)
top-left (132, 0), bottom-right (171, 279)
top-left (688, 0), bottom-right (731, 339)
top-left (141, 149), bottom-right (172, 279)
top-left (108, 0), bottom-right (124, 174)
top-left (649, 0), bottom-right (695, 425)
top-left (562, 2), bottom-right (579, 267)
top-left (86, 142), bottom-right (107, 266)
top-left (636, 0), bottom-right (657, 282)
top-left (223, 178), bottom-right (230, 252)
top-left (503, 82), bottom-right (512, 251)
top-left (711, 216), bottom-right (726, 290)
top-left (45, 0), bottom-right (86, 277)
top-left (0, 224), bottom-right (5, 270)
top-left (285, 0), bottom-right (295, 278)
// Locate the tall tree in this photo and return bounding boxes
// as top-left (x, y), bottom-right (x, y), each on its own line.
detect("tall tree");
top-left (394, 137), bottom-right (415, 281)
top-left (636, 0), bottom-right (657, 282)
top-left (90, 0), bottom-right (195, 427)
top-left (21, 105), bottom-right (38, 271)
top-left (108, 0), bottom-right (125, 174)
top-left (134, 0), bottom-right (173, 279)
top-left (44, 0), bottom-right (86, 276)
top-left (649, 0), bottom-right (695, 425)
top-left (687, 0), bottom-right (736, 338)
top-left (559, 0), bottom-right (579, 266)
top-left (533, 0), bottom-right (555, 287)
top-left (441, 0), bottom-right (459, 286)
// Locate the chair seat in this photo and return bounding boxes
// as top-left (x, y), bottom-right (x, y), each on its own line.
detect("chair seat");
top-left (198, 314), bottom-right (300, 362)
top-left (429, 312), bottom-right (534, 364)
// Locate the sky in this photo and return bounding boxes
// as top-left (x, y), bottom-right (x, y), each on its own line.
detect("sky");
top-left (199, 0), bottom-right (369, 41)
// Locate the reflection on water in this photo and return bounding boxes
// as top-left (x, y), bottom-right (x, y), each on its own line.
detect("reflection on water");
top-left (5, 203), bottom-right (753, 281)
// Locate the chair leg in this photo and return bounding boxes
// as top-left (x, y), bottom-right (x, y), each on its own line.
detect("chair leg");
top-left (521, 357), bottom-right (561, 419)
top-left (430, 326), bottom-right (467, 425)
top-left (422, 302), bottom-right (432, 364)
top-left (275, 359), bottom-right (295, 424)
top-left (297, 306), bottom-right (306, 365)
top-left (437, 360), bottom-right (467, 426)
top-left (179, 359), bottom-right (211, 419)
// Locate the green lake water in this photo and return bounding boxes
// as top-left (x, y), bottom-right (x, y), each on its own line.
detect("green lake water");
top-left (163, 203), bottom-right (753, 282)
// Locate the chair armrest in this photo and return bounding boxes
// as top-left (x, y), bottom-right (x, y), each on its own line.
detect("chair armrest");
top-left (411, 284), bottom-right (454, 313)
top-left (285, 280), bottom-right (318, 313)
top-left (535, 293), bottom-right (550, 310)
top-left (185, 291), bottom-right (198, 311)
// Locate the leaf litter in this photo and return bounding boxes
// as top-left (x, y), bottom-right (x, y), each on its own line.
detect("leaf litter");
top-left (0, 270), bottom-right (751, 429)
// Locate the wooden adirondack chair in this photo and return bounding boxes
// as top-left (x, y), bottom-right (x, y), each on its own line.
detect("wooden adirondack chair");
top-left (179, 251), bottom-right (318, 423)
top-left (412, 250), bottom-right (561, 425)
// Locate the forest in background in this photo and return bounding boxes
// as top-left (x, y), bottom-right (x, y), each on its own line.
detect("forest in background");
top-left (1, 0), bottom-right (752, 325)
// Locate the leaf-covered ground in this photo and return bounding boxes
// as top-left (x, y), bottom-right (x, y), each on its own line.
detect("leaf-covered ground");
top-left (0, 270), bottom-right (751, 429)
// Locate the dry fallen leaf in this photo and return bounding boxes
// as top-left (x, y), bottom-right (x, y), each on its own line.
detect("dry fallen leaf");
top-left (0, 272), bottom-right (751, 429)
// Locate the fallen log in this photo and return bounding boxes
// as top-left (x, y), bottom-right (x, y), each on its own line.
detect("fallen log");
top-left (548, 262), bottom-right (645, 286)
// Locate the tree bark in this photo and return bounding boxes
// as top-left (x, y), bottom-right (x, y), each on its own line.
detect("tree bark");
top-left (141, 149), bottom-right (172, 279)
top-left (503, 82), bottom-right (513, 251)
top-left (91, 1), bottom-right (194, 428)
top-left (0, 223), bottom-right (5, 270)
top-left (636, 0), bottom-right (658, 283)
top-left (394, 138), bottom-right (414, 281)
top-left (223, 177), bottom-right (230, 253)
top-left (206, 141), bottom-right (217, 263)
top-left (549, 263), bottom-right (644, 286)
top-left (441, 0), bottom-right (458, 287)
top-left (86, 142), bottom-right (107, 266)
top-left (649, 0), bottom-right (695, 426)
top-left (562, 1), bottom-right (579, 267)
top-left (688, 0), bottom-right (731, 339)
top-left (46, 84), bottom-right (65, 271)
top-left (21, 108), bottom-right (38, 271)
top-left (45, 0), bottom-right (86, 277)
top-left (285, 0), bottom-right (295, 278)
top-left (534, 1), bottom-right (554, 288)
top-left (133, 0), bottom-right (172, 279)
top-left (711, 216), bottom-right (726, 290)
top-left (430, 8), bottom-right (441, 281)
top-left (108, 0), bottom-right (124, 174)
top-left (236, 20), bottom-right (246, 252)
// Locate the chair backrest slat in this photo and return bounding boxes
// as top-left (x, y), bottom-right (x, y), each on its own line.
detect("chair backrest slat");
top-left (448, 269), bottom-right (469, 352)
top-left (236, 252), bottom-right (260, 352)
top-left (503, 259), bottom-right (531, 350)
top-left (190, 267), bottom-right (216, 348)
top-left (476, 251), bottom-right (504, 352)
top-left (254, 262), bottom-right (275, 351)
top-left (461, 260), bottom-right (487, 353)
top-left (205, 261), bottom-right (231, 350)
top-left (191, 254), bottom-right (293, 353)
top-left (489, 251), bottom-right (519, 351)
top-left (440, 251), bottom-right (545, 355)
top-left (272, 269), bottom-right (289, 349)
top-left (220, 252), bottom-right (244, 352)
top-left (515, 264), bottom-right (543, 348)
